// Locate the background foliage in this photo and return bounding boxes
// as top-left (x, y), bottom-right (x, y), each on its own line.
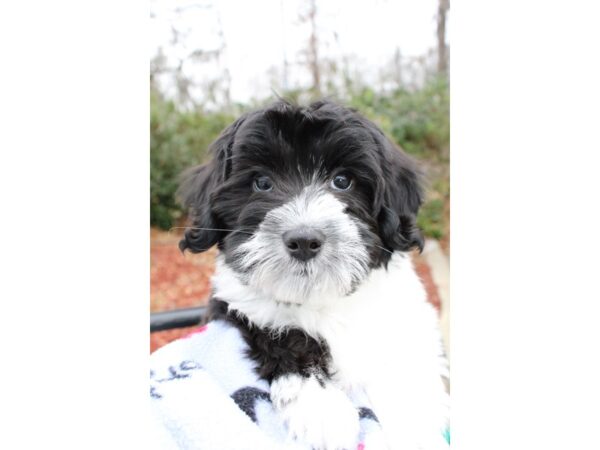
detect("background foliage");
top-left (150, 76), bottom-right (449, 238)
top-left (150, 89), bottom-right (235, 229)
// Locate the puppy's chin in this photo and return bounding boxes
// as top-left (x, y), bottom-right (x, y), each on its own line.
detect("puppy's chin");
top-left (241, 259), bottom-right (357, 306)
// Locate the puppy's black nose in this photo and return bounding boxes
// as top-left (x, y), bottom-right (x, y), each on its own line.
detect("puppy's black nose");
top-left (283, 229), bottom-right (325, 262)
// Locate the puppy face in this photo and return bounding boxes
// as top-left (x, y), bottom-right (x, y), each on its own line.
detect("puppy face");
top-left (178, 100), bottom-right (424, 304)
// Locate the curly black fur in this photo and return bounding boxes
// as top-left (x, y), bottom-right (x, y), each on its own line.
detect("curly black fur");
top-left (177, 99), bottom-right (425, 267)
top-left (208, 298), bottom-right (332, 383)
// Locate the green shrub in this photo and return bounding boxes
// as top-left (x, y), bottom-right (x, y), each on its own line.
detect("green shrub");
top-left (347, 77), bottom-right (449, 240)
top-left (150, 90), bottom-right (235, 229)
top-left (417, 198), bottom-right (445, 240)
top-left (348, 76), bottom-right (449, 164)
top-left (150, 77), bottom-right (449, 239)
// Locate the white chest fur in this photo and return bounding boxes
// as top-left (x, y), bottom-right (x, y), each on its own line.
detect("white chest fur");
top-left (212, 253), bottom-right (449, 448)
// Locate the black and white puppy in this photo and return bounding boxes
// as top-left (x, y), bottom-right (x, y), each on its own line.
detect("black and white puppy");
top-left (178, 100), bottom-right (449, 450)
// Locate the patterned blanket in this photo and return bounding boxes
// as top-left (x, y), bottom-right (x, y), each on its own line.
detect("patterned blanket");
top-left (149, 320), bottom-right (387, 450)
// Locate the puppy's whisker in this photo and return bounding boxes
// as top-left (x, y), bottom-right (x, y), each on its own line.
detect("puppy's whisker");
top-left (168, 226), bottom-right (255, 236)
top-left (368, 243), bottom-right (394, 255)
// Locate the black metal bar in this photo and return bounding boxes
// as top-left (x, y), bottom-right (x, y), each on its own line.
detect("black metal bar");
top-left (151, 306), bottom-right (207, 332)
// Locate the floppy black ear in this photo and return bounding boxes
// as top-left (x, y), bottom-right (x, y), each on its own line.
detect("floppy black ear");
top-left (177, 162), bottom-right (222, 253)
top-left (177, 116), bottom-right (245, 253)
top-left (377, 136), bottom-right (425, 253)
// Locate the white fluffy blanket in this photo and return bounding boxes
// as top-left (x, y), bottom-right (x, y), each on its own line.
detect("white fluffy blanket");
top-left (149, 320), bottom-right (389, 450)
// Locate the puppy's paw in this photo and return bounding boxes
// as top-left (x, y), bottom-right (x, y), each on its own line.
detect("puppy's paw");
top-left (271, 374), bottom-right (360, 450)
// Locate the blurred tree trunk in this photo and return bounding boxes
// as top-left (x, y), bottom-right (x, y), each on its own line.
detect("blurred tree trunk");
top-left (393, 48), bottom-right (403, 88)
top-left (437, 0), bottom-right (449, 75)
top-left (304, 0), bottom-right (321, 96)
top-left (308, 0), bottom-right (321, 95)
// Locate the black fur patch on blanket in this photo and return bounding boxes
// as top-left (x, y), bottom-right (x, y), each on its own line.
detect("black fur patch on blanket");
top-left (358, 407), bottom-right (379, 423)
top-left (231, 387), bottom-right (271, 423)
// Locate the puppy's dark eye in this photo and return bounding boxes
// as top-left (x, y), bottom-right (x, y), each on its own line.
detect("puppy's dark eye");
top-left (253, 176), bottom-right (273, 192)
top-left (331, 174), bottom-right (352, 191)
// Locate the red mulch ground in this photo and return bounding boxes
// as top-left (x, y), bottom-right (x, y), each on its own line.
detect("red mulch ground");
top-left (151, 229), bottom-right (214, 352)
top-left (151, 228), bottom-right (442, 353)
top-left (414, 256), bottom-right (441, 311)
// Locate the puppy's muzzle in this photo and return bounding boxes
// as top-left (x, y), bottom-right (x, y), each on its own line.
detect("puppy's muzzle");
top-left (283, 229), bottom-right (325, 262)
